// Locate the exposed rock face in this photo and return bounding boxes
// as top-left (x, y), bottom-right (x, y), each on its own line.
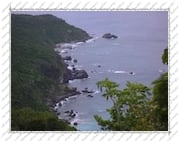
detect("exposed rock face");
top-left (63, 56), bottom-right (72, 61)
top-left (102, 33), bottom-right (118, 39)
top-left (63, 68), bottom-right (88, 83)
top-left (63, 68), bottom-right (73, 83)
top-left (72, 70), bottom-right (88, 79)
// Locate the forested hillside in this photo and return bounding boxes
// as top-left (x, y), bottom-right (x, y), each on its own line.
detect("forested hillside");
top-left (11, 14), bottom-right (91, 131)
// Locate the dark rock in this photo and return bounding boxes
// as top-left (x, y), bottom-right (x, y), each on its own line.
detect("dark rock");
top-left (130, 72), bottom-right (134, 75)
top-left (67, 87), bottom-right (81, 95)
top-left (64, 110), bottom-right (70, 113)
top-left (87, 95), bottom-right (94, 98)
top-left (70, 110), bottom-right (74, 115)
top-left (75, 91), bottom-right (81, 95)
top-left (82, 88), bottom-right (94, 93)
top-left (72, 70), bottom-right (88, 79)
top-left (102, 33), bottom-right (118, 39)
top-left (73, 59), bottom-right (78, 63)
top-left (71, 87), bottom-right (77, 91)
top-left (58, 102), bottom-right (62, 107)
top-left (63, 68), bottom-right (88, 83)
top-left (71, 113), bottom-right (76, 118)
top-left (67, 109), bottom-right (76, 118)
top-left (97, 65), bottom-right (101, 68)
top-left (63, 56), bottom-right (72, 61)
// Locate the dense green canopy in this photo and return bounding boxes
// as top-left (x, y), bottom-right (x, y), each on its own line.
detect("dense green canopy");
top-left (11, 14), bottom-right (90, 131)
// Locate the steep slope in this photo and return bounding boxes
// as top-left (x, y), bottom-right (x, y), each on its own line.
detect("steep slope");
top-left (11, 14), bottom-right (91, 131)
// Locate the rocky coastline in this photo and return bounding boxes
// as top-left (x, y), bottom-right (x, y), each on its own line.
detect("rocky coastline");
top-left (51, 39), bottom-right (93, 127)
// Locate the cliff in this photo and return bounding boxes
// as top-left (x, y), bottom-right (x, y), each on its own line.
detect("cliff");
top-left (11, 14), bottom-right (91, 131)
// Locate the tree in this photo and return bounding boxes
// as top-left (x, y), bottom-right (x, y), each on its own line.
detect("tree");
top-left (11, 108), bottom-right (76, 131)
top-left (151, 73), bottom-right (168, 130)
top-left (151, 47), bottom-right (168, 130)
top-left (94, 48), bottom-right (168, 131)
top-left (94, 78), bottom-right (154, 131)
top-left (162, 48), bottom-right (168, 65)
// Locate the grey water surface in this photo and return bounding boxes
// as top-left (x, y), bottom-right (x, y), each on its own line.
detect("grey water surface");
top-left (53, 11), bottom-right (168, 131)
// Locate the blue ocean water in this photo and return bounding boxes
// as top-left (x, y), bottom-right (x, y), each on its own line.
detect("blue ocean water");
top-left (53, 11), bottom-right (168, 131)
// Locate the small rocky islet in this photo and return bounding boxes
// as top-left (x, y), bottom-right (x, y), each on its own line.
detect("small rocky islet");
top-left (102, 33), bottom-right (118, 39)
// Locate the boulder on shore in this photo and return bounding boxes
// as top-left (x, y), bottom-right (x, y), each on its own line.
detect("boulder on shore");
top-left (71, 70), bottom-right (88, 79)
top-left (63, 56), bottom-right (72, 61)
top-left (82, 88), bottom-right (94, 93)
top-left (63, 68), bottom-right (88, 83)
top-left (102, 33), bottom-right (118, 39)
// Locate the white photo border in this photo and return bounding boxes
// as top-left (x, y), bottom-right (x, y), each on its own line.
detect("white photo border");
top-left (0, 0), bottom-right (178, 141)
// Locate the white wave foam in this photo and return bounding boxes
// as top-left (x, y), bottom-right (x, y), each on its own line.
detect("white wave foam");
top-left (114, 70), bottom-right (127, 74)
top-left (60, 49), bottom-right (68, 54)
top-left (94, 90), bottom-right (100, 94)
top-left (67, 66), bottom-right (73, 70)
top-left (107, 69), bottom-right (128, 74)
top-left (68, 95), bottom-right (78, 100)
top-left (86, 39), bottom-right (94, 43)
top-left (65, 97), bottom-right (70, 101)
top-left (60, 101), bottom-right (65, 105)
top-left (86, 37), bottom-right (99, 43)
top-left (69, 80), bottom-right (76, 83)
top-left (74, 65), bottom-right (83, 70)
top-left (76, 42), bottom-right (84, 45)
top-left (62, 43), bottom-right (76, 48)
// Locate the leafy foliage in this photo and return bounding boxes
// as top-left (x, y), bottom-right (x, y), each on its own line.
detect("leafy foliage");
top-left (95, 78), bottom-right (154, 131)
top-left (11, 14), bottom-right (90, 130)
top-left (151, 73), bottom-right (168, 130)
top-left (151, 48), bottom-right (168, 130)
top-left (162, 48), bottom-right (168, 65)
top-left (11, 108), bottom-right (76, 131)
top-left (94, 48), bottom-right (168, 131)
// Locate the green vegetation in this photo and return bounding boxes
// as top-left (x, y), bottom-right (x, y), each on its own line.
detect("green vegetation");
top-left (162, 48), bottom-right (168, 65)
top-left (12, 108), bottom-right (75, 131)
top-left (11, 14), bottom-right (90, 131)
top-left (94, 48), bottom-right (168, 131)
top-left (152, 48), bottom-right (168, 130)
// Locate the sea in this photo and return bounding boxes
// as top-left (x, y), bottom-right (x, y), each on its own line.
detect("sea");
top-left (17, 11), bottom-right (168, 131)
